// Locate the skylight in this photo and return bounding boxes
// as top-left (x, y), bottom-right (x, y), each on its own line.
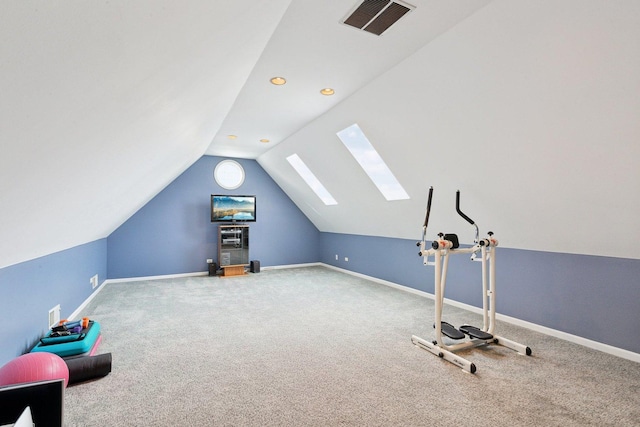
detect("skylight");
top-left (336, 123), bottom-right (409, 201)
top-left (286, 154), bottom-right (338, 205)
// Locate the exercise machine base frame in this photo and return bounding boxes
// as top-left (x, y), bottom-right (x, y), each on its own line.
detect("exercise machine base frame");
top-left (411, 334), bottom-right (531, 374)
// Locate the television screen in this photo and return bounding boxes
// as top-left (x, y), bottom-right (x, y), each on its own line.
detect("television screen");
top-left (0, 379), bottom-right (64, 427)
top-left (211, 195), bottom-right (256, 222)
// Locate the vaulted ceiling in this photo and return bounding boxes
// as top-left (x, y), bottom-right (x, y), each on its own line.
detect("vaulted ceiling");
top-left (205, 0), bottom-right (491, 158)
top-left (2, 0), bottom-right (639, 269)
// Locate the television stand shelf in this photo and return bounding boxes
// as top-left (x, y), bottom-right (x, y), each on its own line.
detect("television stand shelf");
top-left (217, 225), bottom-right (249, 277)
top-left (221, 265), bottom-right (247, 277)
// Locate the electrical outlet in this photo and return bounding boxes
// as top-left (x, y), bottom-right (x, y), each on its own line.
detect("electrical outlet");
top-left (335, 254), bottom-right (338, 260)
top-left (90, 274), bottom-right (98, 289)
top-left (206, 259), bottom-right (213, 264)
top-left (344, 257), bottom-right (349, 262)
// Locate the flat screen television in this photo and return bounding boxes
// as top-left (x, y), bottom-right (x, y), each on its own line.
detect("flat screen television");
top-left (0, 379), bottom-right (64, 427)
top-left (211, 195), bottom-right (256, 222)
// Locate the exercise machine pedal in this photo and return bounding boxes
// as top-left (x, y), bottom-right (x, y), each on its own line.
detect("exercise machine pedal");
top-left (438, 322), bottom-right (466, 340)
top-left (459, 325), bottom-right (493, 340)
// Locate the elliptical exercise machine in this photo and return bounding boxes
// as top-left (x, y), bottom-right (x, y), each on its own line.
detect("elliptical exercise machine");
top-left (411, 187), bottom-right (531, 373)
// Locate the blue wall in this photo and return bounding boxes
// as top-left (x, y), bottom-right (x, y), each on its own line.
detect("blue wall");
top-left (3, 155), bottom-right (637, 365)
top-left (319, 232), bottom-right (640, 355)
top-left (107, 156), bottom-right (320, 279)
top-left (0, 239), bottom-right (107, 366)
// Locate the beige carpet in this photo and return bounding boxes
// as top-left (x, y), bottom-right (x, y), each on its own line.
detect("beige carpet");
top-left (64, 266), bottom-right (640, 426)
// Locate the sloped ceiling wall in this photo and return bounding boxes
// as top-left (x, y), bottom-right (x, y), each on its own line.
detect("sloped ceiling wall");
top-left (0, 0), bottom-right (292, 268)
top-left (2, 0), bottom-right (638, 270)
top-left (204, 0), bottom-right (492, 158)
top-left (258, 0), bottom-right (640, 259)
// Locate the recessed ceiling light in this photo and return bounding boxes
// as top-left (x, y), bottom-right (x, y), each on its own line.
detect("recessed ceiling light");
top-left (227, 135), bottom-right (237, 139)
top-left (260, 139), bottom-right (270, 143)
top-left (270, 77), bottom-right (286, 85)
top-left (320, 88), bottom-right (335, 96)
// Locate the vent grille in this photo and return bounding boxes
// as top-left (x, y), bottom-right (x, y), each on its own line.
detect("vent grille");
top-left (342, 0), bottom-right (414, 36)
top-left (343, 0), bottom-right (390, 29)
top-left (49, 304), bottom-right (61, 328)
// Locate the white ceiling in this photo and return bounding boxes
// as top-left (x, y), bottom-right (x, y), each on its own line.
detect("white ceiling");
top-left (0, 0), bottom-right (293, 268)
top-left (258, 0), bottom-right (640, 259)
top-left (0, 0), bottom-right (492, 268)
top-left (205, 0), bottom-right (492, 158)
top-left (2, 0), bottom-right (639, 268)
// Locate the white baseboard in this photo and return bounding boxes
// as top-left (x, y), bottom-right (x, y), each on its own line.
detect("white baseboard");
top-left (67, 271), bottom-right (206, 320)
top-left (66, 264), bottom-right (320, 320)
top-left (108, 263), bottom-right (322, 281)
top-left (321, 263), bottom-right (640, 364)
top-left (67, 280), bottom-right (109, 321)
top-left (105, 271), bottom-right (209, 283)
top-left (261, 262), bottom-right (322, 271)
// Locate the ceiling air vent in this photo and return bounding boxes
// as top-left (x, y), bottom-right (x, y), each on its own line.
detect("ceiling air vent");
top-left (342, 0), bottom-right (415, 36)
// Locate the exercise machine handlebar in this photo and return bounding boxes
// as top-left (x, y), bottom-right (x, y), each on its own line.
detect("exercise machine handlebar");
top-left (419, 186), bottom-right (434, 245)
top-left (456, 190), bottom-right (479, 243)
top-left (455, 190), bottom-right (474, 225)
top-left (424, 187), bottom-right (433, 228)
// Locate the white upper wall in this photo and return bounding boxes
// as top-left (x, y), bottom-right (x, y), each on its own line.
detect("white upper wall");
top-left (258, 0), bottom-right (640, 259)
top-left (0, 0), bottom-right (292, 268)
top-left (1, 0), bottom-right (638, 269)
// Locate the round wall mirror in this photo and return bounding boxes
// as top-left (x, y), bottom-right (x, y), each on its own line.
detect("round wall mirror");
top-left (214, 160), bottom-right (245, 190)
